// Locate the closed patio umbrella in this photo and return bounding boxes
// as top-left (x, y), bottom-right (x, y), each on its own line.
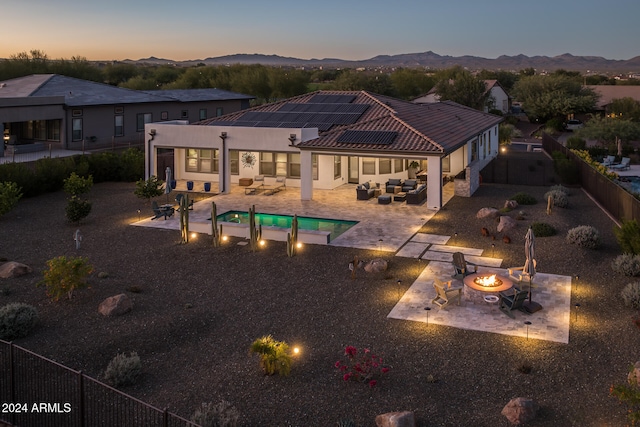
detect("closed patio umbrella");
top-left (164, 167), bottom-right (172, 202)
top-left (522, 227), bottom-right (542, 313)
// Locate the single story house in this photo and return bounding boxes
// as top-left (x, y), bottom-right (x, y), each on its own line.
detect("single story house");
top-left (144, 90), bottom-right (503, 210)
top-left (586, 85), bottom-right (640, 116)
top-left (0, 74), bottom-right (254, 154)
top-left (413, 80), bottom-right (511, 115)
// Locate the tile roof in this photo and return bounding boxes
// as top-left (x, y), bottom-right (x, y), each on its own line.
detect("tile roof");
top-left (586, 85), bottom-right (640, 109)
top-left (200, 90), bottom-right (503, 155)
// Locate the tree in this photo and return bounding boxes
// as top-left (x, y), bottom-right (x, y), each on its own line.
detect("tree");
top-left (134, 175), bottom-right (164, 202)
top-left (511, 75), bottom-right (599, 122)
top-left (576, 115), bottom-right (640, 152)
top-left (39, 256), bottom-right (93, 301)
top-left (64, 172), bottom-right (93, 224)
top-left (498, 123), bottom-right (521, 145)
top-left (390, 68), bottom-right (436, 100)
top-left (434, 68), bottom-right (489, 110)
top-left (63, 172), bottom-right (93, 197)
top-left (609, 97), bottom-right (640, 122)
top-left (0, 182), bottom-right (22, 217)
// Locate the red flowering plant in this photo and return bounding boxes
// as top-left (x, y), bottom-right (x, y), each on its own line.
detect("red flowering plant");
top-left (334, 346), bottom-right (390, 388)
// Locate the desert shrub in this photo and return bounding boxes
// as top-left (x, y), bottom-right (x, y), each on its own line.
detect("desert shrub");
top-left (118, 148), bottom-right (145, 182)
top-left (531, 222), bottom-right (556, 237)
top-left (103, 352), bottom-right (142, 387)
top-left (134, 175), bottom-right (164, 202)
top-left (566, 136), bottom-right (586, 149)
top-left (621, 282), bottom-right (640, 309)
top-left (63, 172), bottom-right (93, 196)
top-left (0, 162), bottom-right (38, 197)
top-left (39, 256), bottom-right (93, 301)
top-left (510, 192), bottom-right (537, 205)
top-left (612, 254), bottom-right (640, 276)
top-left (615, 220), bottom-right (640, 255)
top-left (544, 189), bottom-right (569, 208)
top-left (549, 184), bottom-right (569, 195)
top-left (35, 156), bottom-right (76, 193)
top-left (191, 401), bottom-right (240, 427)
top-left (66, 196), bottom-right (92, 224)
top-left (0, 303), bottom-right (38, 340)
top-left (249, 335), bottom-right (292, 376)
top-left (566, 225), bottom-right (600, 249)
top-left (0, 182), bottom-right (23, 217)
top-left (87, 151), bottom-right (122, 182)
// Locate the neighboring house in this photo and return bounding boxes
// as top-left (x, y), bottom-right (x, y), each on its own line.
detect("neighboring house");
top-left (145, 90), bottom-right (503, 210)
top-left (412, 80), bottom-right (511, 114)
top-left (0, 74), bottom-right (254, 153)
top-left (586, 85), bottom-right (640, 115)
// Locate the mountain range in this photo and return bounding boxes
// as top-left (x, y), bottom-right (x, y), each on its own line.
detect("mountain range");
top-left (126, 51), bottom-right (640, 73)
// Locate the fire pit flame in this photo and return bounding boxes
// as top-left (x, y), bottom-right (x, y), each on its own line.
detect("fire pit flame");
top-left (474, 274), bottom-right (503, 288)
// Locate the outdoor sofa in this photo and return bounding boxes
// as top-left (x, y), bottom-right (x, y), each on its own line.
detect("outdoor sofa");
top-left (401, 179), bottom-right (418, 192)
top-left (406, 184), bottom-right (427, 205)
top-left (385, 178), bottom-right (404, 193)
top-left (356, 181), bottom-right (376, 200)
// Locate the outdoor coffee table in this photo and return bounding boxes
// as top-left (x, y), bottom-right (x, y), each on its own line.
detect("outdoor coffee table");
top-left (393, 192), bottom-right (406, 202)
top-left (463, 272), bottom-right (513, 305)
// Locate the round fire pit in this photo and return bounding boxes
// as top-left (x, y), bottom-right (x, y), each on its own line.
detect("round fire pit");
top-left (463, 273), bottom-right (513, 304)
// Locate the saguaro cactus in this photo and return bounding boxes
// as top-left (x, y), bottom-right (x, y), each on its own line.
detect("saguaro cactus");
top-left (287, 214), bottom-right (299, 257)
top-left (211, 201), bottom-right (223, 247)
top-left (249, 204), bottom-right (262, 252)
top-left (180, 194), bottom-right (190, 244)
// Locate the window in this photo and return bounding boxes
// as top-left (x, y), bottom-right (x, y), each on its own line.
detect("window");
top-left (442, 156), bottom-right (450, 172)
top-left (136, 113), bottom-right (152, 132)
top-left (312, 154), bottom-right (318, 180)
top-left (199, 109), bottom-right (207, 121)
top-left (72, 118), bottom-right (82, 141)
top-left (394, 159), bottom-right (405, 172)
top-left (114, 115), bottom-right (124, 137)
top-left (34, 120), bottom-right (46, 140)
top-left (230, 150), bottom-right (239, 175)
top-left (260, 152), bottom-right (274, 176)
top-left (186, 149), bottom-right (218, 173)
top-left (288, 153), bottom-right (300, 178)
top-left (379, 158), bottom-right (392, 174)
top-left (181, 110), bottom-right (189, 119)
top-left (362, 158), bottom-right (375, 175)
top-left (471, 138), bottom-right (478, 162)
top-left (334, 156), bottom-right (341, 179)
top-left (275, 153), bottom-right (287, 176)
top-left (161, 111), bottom-right (168, 120)
top-left (216, 107), bottom-right (224, 117)
top-left (46, 120), bottom-right (60, 141)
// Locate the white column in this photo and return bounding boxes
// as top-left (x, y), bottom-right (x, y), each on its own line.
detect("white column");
top-left (427, 156), bottom-right (442, 210)
top-left (220, 137), bottom-right (230, 194)
top-left (300, 150), bottom-right (313, 200)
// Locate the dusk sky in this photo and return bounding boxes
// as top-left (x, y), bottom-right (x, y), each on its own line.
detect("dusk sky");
top-left (3, 0), bottom-right (639, 62)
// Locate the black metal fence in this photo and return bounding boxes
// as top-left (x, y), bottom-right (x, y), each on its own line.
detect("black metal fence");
top-left (0, 340), bottom-right (199, 427)
top-left (542, 133), bottom-right (640, 222)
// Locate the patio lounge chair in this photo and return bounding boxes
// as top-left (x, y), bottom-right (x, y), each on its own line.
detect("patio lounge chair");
top-left (264, 176), bottom-right (286, 196)
top-left (508, 260), bottom-right (537, 284)
top-left (612, 157), bottom-right (631, 171)
top-left (451, 252), bottom-right (478, 280)
top-left (601, 155), bottom-right (616, 167)
top-left (498, 287), bottom-right (529, 318)
top-left (431, 279), bottom-right (463, 309)
top-left (151, 201), bottom-right (175, 220)
top-left (175, 193), bottom-right (193, 211)
top-left (245, 175), bottom-right (265, 195)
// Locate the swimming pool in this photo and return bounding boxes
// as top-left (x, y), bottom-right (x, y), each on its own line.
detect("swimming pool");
top-left (619, 176), bottom-right (640, 195)
top-left (216, 210), bottom-right (358, 242)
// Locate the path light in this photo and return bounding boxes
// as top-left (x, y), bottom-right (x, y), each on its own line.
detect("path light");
top-left (397, 280), bottom-right (402, 300)
top-left (137, 209), bottom-right (141, 221)
top-left (293, 347), bottom-right (300, 356)
top-left (524, 321), bottom-right (532, 340)
top-left (378, 239), bottom-right (383, 252)
top-left (574, 274), bottom-right (579, 293)
top-left (491, 243), bottom-right (495, 258)
top-left (296, 242), bottom-right (303, 249)
top-left (222, 235), bottom-right (228, 242)
top-left (424, 307), bottom-right (431, 326)
top-left (259, 239), bottom-right (266, 247)
top-left (191, 232), bottom-right (197, 240)
top-left (574, 303), bottom-right (581, 323)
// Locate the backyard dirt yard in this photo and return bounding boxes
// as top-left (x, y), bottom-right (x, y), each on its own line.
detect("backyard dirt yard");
top-left (1, 181), bottom-right (639, 426)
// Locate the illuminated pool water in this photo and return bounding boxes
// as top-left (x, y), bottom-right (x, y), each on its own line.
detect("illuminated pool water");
top-left (216, 211), bottom-right (358, 242)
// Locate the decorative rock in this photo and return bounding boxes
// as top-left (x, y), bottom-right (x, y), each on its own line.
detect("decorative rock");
top-left (476, 207), bottom-right (499, 219)
top-left (364, 258), bottom-right (388, 274)
top-left (628, 361), bottom-right (640, 385)
top-left (0, 261), bottom-right (32, 278)
top-left (497, 216), bottom-right (517, 233)
top-left (98, 294), bottom-right (133, 317)
top-left (501, 397), bottom-right (539, 425)
top-left (504, 200), bottom-right (519, 209)
top-left (375, 411), bottom-right (415, 427)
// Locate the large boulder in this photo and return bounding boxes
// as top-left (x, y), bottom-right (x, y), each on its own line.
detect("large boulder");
top-left (497, 216), bottom-right (517, 233)
top-left (476, 207), bottom-right (500, 219)
top-left (375, 411), bottom-right (415, 427)
top-left (0, 261), bottom-right (32, 278)
top-left (98, 294), bottom-right (133, 317)
top-left (364, 258), bottom-right (388, 274)
top-left (501, 397), bottom-right (539, 425)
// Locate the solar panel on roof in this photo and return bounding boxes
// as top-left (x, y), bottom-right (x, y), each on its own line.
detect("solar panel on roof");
top-left (278, 103), bottom-right (369, 114)
top-left (309, 94), bottom-right (356, 103)
top-left (336, 130), bottom-right (398, 145)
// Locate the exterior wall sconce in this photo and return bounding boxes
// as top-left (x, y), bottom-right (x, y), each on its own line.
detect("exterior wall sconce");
top-left (148, 129), bottom-right (156, 140)
top-left (220, 132), bottom-right (227, 140)
top-left (288, 133), bottom-right (297, 146)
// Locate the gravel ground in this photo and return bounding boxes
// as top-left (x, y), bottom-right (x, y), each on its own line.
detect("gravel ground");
top-left (1, 181), bottom-right (639, 427)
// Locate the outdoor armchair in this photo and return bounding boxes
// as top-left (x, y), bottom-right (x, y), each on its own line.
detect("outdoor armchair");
top-left (451, 252), bottom-right (478, 280)
top-left (498, 287), bottom-right (529, 318)
top-left (431, 278), bottom-right (463, 309)
top-left (151, 201), bottom-right (175, 220)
